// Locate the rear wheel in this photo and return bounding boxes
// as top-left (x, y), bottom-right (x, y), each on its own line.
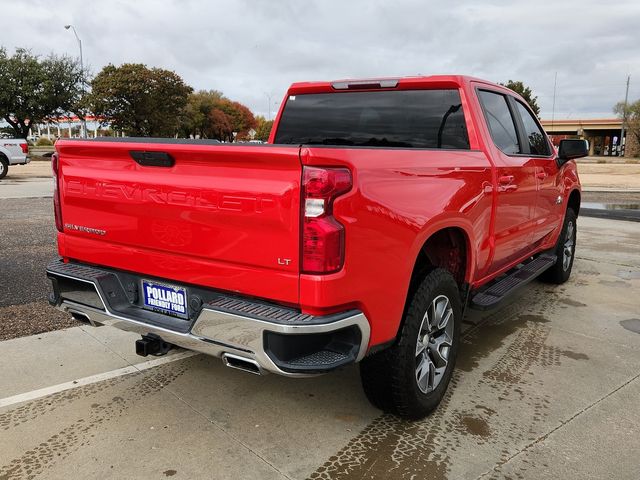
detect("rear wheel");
top-left (0, 156), bottom-right (8, 179)
top-left (360, 268), bottom-right (461, 419)
top-left (540, 208), bottom-right (577, 284)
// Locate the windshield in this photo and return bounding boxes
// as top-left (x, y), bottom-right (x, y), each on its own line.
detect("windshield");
top-left (274, 89), bottom-right (469, 149)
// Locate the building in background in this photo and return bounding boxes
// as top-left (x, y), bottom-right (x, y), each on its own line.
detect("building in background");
top-left (31, 115), bottom-right (111, 139)
top-left (541, 118), bottom-right (638, 158)
top-left (0, 115), bottom-right (113, 140)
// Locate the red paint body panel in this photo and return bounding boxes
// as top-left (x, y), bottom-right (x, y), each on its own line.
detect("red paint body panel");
top-left (54, 75), bottom-right (581, 351)
top-left (55, 141), bottom-right (302, 304)
top-left (298, 147), bottom-right (493, 345)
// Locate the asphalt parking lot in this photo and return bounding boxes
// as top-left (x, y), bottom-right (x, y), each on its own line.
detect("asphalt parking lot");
top-left (1, 173), bottom-right (640, 479)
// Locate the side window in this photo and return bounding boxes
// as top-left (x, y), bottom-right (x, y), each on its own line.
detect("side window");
top-left (478, 90), bottom-right (520, 155)
top-left (514, 101), bottom-right (551, 156)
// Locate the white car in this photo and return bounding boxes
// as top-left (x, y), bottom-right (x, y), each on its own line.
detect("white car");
top-left (0, 138), bottom-right (30, 179)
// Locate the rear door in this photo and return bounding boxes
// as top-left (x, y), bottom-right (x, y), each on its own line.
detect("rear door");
top-left (477, 89), bottom-right (538, 273)
top-left (511, 100), bottom-right (563, 245)
top-left (56, 140), bottom-right (302, 303)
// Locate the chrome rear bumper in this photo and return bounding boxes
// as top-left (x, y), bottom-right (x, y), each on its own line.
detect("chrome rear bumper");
top-left (48, 260), bottom-right (370, 377)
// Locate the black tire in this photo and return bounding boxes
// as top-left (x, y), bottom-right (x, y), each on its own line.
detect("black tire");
top-left (540, 208), bottom-right (577, 284)
top-left (0, 156), bottom-right (8, 180)
top-left (360, 268), bottom-right (461, 420)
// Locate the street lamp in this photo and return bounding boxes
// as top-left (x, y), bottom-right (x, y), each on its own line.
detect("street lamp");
top-left (264, 92), bottom-right (273, 120)
top-left (264, 92), bottom-right (280, 121)
top-left (64, 24), bottom-right (87, 138)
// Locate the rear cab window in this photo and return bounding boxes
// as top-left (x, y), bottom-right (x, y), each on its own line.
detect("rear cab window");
top-left (274, 89), bottom-right (470, 149)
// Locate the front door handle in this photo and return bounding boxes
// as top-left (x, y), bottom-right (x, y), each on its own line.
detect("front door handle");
top-left (536, 171), bottom-right (547, 180)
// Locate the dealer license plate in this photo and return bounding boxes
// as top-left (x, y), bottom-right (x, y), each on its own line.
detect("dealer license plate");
top-left (141, 280), bottom-right (188, 319)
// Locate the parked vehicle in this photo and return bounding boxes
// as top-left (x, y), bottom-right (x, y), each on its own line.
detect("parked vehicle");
top-left (0, 138), bottom-right (29, 179)
top-left (46, 75), bottom-right (586, 418)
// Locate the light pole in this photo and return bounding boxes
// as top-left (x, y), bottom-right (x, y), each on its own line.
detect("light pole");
top-left (620, 75), bottom-right (630, 157)
top-left (264, 92), bottom-right (272, 120)
top-left (64, 24), bottom-right (87, 138)
top-left (264, 92), bottom-right (281, 121)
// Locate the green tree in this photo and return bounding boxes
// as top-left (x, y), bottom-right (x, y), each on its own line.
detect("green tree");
top-left (179, 92), bottom-right (257, 141)
top-left (90, 63), bottom-right (192, 137)
top-left (0, 48), bottom-right (84, 138)
top-left (178, 90), bottom-right (224, 138)
top-left (614, 99), bottom-right (640, 156)
top-left (254, 115), bottom-right (274, 142)
top-left (500, 80), bottom-right (540, 116)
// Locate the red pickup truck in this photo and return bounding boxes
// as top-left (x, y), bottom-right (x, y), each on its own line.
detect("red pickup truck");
top-left (47, 75), bottom-right (586, 419)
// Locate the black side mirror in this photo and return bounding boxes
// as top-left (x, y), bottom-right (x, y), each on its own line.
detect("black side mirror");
top-left (557, 139), bottom-right (589, 166)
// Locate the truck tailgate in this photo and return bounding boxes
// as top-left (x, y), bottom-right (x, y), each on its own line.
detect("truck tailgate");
top-left (56, 139), bottom-right (302, 304)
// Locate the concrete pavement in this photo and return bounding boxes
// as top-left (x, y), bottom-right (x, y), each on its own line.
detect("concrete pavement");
top-left (577, 163), bottom-right (640, 191)
top-left (0, 215), bottom-right (639, 479)
top-left (0, 162), bottom-right (52, 199)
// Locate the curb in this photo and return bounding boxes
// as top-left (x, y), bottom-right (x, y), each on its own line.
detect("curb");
top-left (582, 187), bottom-right (640, 193)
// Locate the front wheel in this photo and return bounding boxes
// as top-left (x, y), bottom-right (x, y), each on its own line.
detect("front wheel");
top-left (360, 268), bottom-right (461, 419)
top-left (540, 208), bottom-right (577, 284)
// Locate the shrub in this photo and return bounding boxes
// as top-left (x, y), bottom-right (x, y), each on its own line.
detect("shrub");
top-left (35, 137), bottom-right (53, 146)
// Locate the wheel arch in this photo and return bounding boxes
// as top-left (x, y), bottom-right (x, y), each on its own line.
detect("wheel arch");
top-left (372, 223), bottom-right (472, 353)
top-left (568, 189), bottom-right (581, 215)
top-left (393, 223), bottom-right (473, 340)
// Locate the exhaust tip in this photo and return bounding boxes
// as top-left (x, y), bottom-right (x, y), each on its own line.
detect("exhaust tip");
top-left (66, 308), bottom-right (103, 327)
top-left (222, 353), bottom-right (262, 375)
top-left (71, 312), bottom-right (91, 323)
top-left (69, 310), bottom-right (91, 324)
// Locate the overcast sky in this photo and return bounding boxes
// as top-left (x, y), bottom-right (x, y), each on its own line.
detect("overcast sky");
top-left (3, 0), bottom-right (639, 119)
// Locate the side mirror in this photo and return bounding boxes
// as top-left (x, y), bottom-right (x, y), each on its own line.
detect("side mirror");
top-left (557, 139), bottom-right (589, 166)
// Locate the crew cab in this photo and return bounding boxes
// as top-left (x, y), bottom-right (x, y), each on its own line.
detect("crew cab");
top-left (46, 76), bottom-right (586, 419)
top-left (0, 138), bottom-right (29, 179)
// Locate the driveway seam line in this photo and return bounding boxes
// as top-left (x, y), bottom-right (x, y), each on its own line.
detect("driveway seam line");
top-left (79, 327), bottom-right (293, 480)
top-left (162, 385), bottom-right (295, 480)
top-left (475, 371), bottom-right (640, 479)
top-left (0, 350), bottom-right (196, 409)
top-left (576, 255), bottom-right (639, 268)
top-left (546, 324), bottom-right (640, 352)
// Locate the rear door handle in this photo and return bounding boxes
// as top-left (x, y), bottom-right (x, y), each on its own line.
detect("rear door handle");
top-left (498, 175), bottom-right (515, 184)
top-left (536, 171), bottom-right (547, 180)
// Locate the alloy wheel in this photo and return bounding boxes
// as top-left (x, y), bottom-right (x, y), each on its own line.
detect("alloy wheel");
top-left (415, 294), bottom-right (454, 394)
top-left (563, 220), bottom-right (575, 271)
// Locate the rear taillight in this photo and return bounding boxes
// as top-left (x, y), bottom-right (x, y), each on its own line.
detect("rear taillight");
top-left (301, 166), bottom-right (352, 274)
top-left (52, 153), bottom-right (63, 232)
top-left (20, 143), bottom-right (29, 154)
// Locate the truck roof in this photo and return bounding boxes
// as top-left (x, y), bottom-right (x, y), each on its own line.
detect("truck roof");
top-left (287, 75), bottom-right (502, 95)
